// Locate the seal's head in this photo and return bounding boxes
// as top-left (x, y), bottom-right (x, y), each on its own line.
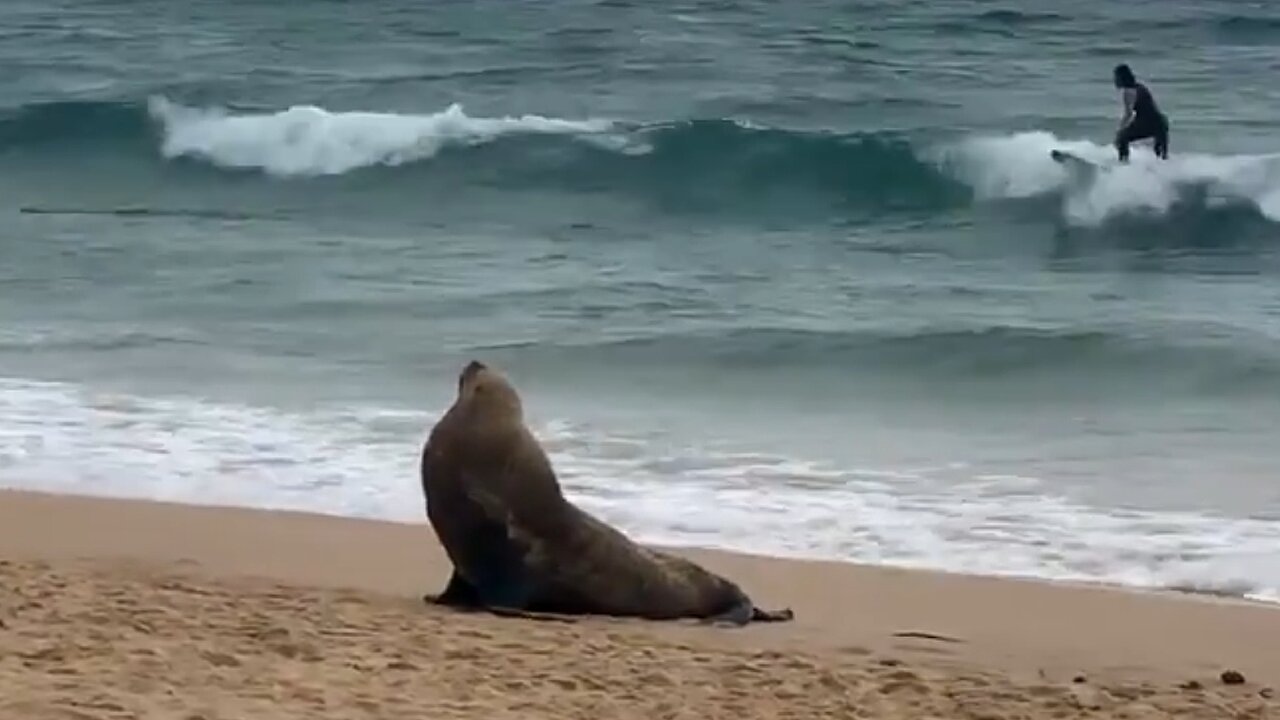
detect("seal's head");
top-left (455, 359), bottom-right (523, 422)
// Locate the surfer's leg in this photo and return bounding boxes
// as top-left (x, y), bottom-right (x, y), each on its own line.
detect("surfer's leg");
top-left (1114, 128), bottom-right (1132, 163)
top-left (1115, 123), bottom-right (1155, 163)
top-left (1154, 124), bottom-right (1169, 160)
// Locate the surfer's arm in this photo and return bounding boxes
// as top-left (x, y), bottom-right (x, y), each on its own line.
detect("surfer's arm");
top-left (1118, 88), bottom-right (1136, 129)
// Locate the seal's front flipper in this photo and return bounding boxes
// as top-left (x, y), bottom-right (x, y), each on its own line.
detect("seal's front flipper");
top-left (484, 606), bottom-right (580, 624)
top-left (465, 519), bottom-right (537, 612)
top-left (425, 564), bottom-right (535, 617)
top-left (424, 569), bottom-right (483, 609)
top-left (457, 485), bottom-right (539, 611)
top-left (472, 560), bottom-right (535, 611)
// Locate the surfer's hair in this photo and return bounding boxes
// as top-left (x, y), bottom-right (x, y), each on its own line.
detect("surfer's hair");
top-left (1113, 64), bottom-right (1136, 88)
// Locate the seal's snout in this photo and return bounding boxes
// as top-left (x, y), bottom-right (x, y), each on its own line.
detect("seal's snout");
top-left (461, 359), bottom-right (488, 379)
top-left (455, 359), bottom-right (488, 393)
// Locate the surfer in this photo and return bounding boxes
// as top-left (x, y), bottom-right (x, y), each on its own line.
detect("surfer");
top-left (1112, 63), bottom-right (1168, 163)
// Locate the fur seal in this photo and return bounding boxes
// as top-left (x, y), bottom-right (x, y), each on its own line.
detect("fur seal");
top-left (419, 360), bottom-right (794, 626)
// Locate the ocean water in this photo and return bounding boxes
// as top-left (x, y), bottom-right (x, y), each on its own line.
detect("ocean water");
top-left (2, 0), bottom-right (1279, 601)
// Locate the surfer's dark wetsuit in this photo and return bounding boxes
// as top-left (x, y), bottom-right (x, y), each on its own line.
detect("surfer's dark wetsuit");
top-left (1113, 63), bottom-right (1169, 162)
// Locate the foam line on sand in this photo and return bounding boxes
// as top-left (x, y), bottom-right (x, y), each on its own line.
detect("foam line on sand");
top-left (0, 489), bottom-right (1277, 719)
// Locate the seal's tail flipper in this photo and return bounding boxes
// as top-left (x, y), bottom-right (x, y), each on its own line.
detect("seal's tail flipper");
top-left (751, 606), bottom-right (795, 623)
top-left (701, 599), bottom-right (755, 627)
top-left (701, 600), bottom-right (795, 627)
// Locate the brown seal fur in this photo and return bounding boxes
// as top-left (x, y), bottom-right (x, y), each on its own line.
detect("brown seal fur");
top-left (419, 360), bottom-right (794, 626)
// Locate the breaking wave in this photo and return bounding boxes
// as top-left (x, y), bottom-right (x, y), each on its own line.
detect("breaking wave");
top-left (2, 97), bottom-right (1278, 227)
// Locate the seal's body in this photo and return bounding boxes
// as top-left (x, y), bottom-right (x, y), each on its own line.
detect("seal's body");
top-left (420, 360), bottom-right (793, 625)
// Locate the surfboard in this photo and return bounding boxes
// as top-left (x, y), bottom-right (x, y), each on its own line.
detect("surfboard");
top-left (1049, 149), bottom-right (1104, 169)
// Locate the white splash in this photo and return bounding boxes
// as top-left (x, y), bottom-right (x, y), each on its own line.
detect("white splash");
top-left (2, 375), bottom-right (1278, 604)
top-left (147, 96), bottom-right (618, 176)
top-left (934, 130), bottom-right (1280, 225)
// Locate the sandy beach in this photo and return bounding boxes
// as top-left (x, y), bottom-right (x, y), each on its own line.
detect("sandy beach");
top-left (0, 488), bottom-right (1276, 719)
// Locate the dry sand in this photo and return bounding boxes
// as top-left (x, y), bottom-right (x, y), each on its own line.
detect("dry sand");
top-left (0, 488), bottom-right (1276, 719)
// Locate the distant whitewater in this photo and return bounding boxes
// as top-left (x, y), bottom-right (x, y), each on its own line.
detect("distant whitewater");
top-left (148, 96), bottom-right (620, 176)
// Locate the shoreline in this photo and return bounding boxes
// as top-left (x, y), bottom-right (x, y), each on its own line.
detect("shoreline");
top-left (3, 488), bottom-right (1278, 660)
top-left (2, 487), bottom-right (1277, 718)
top-left (2, 486), bottom-right (1274, 611)
top-left (5, 371), bottom-right (1277, 612)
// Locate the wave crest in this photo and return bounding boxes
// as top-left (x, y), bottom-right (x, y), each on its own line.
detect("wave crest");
top-left (148, 96), bottom-right (617, 176)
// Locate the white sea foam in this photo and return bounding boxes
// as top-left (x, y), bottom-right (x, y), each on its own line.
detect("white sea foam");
top-left (147, 96), bottom-right (618, 176)
top-left (935, 130), bottom-right (1280, 225)
top-left (2, 376), bottom-right (1277, 603)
